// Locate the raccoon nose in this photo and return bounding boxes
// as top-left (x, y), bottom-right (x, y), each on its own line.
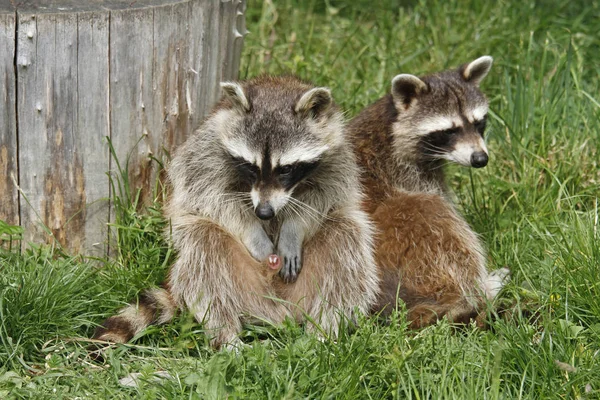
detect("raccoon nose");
top-left (471, 151), bottom-right (488, 168)
top-left (255, 203), bottom-right (275, 220)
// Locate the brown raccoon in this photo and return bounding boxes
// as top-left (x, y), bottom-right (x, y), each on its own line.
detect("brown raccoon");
top-left (349, 57), bottom-right (509, 327)
top-left (93, 76), bottom-right (379, 349)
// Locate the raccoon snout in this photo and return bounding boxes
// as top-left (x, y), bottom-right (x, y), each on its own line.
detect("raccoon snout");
top-left (470, 151), bottom-right (488, 168)
top-left (255, 202), bottom-right (275, 220)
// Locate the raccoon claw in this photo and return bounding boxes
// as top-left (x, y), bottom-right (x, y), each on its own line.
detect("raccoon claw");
top-left (280, 255), bottom-right (302, 283)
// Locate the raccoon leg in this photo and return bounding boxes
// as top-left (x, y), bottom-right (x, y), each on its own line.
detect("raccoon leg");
top-left (276, 208), bottom-right (379, 338)
top-left (241, 220), bottom-right (274, 262)
top-left (168, 215), bottom-right (289, 348)
top-left (93, 287), bottom-right (177, 344)
top-left (370, 192), bottom-right (493, 328)
top-left (277, 218), bottom-right (305, 283)
top-left (406, 268), bottom-right (510, 328)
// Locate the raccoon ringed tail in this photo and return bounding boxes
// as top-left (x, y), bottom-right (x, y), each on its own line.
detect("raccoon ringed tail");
top-left (93, 287), bottom-right (177, 344)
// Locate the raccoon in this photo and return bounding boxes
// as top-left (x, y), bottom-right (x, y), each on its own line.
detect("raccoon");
top-left (349, 56), bottom-right (509, 327)
top-left (93, 76), bottom-right (379, 349)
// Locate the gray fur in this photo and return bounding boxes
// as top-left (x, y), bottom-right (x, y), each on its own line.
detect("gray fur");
top-left (169, 76), bottom-right (359, 279)
top-left (94, 76), bottom-right (379, 349)
top-left (165, 76), bottom-right (378, 345)
top-left (277, 218), bottom-right (304, 282)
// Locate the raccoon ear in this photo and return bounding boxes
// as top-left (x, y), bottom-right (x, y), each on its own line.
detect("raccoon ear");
top-left (391, 74), bottom-right (428, 109)
top-left (462, 56), bottom-right (493, 86)
top-left (220, 82), bottom-right (251, 112)
top-left (295, 87), bottom-right (333, 118)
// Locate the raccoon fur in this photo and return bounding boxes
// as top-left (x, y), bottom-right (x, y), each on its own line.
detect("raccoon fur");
top-left (349, 56), bottom-right (509, 327)
top-left (93, 76), bottom-right (379, 349)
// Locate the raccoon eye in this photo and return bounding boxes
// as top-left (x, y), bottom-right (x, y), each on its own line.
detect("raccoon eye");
top-left (441, 128), bottom-right (459, 136)
top-left (474, 118), bottom-right (487, 135)
top-left (277, 161), bottom-right (320, 189)
top-left (231, 157), bottom-right (259, 181)
top-left (277, 165), bottom-right (294, 176)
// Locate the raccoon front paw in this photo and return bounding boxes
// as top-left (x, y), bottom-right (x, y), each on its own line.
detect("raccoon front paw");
top-left (278, 243), bottom-right (302, 283)
top-left (247, 241), bottom-right (274, 262)
top-left (244, 232), bottom-right (274, 262)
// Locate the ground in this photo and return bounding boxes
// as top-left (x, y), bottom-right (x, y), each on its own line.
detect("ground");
top-left (1, 0), bottom-right (599, 398)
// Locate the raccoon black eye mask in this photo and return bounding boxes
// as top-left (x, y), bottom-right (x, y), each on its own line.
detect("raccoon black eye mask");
top-left (231, 156), bottom-right (320, 187)
top-left (275, 160), bottom-right (320, 189)
top-left (231, 157), bottom-right (260, 186)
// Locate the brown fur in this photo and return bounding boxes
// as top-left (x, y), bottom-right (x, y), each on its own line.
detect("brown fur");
top-left (369, 192), bottom-right (485, 326)
top-left (349, 58), bottom-right (505, 327)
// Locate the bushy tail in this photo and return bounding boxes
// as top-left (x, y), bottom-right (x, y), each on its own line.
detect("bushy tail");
top-left (93, 287), bottom-right (177, 344)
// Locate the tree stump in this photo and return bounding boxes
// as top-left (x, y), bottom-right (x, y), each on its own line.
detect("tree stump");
top-left (0, 0), bottom-right (246, 255)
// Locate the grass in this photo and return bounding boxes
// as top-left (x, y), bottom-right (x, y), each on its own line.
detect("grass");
top-left (1, 0), bottom-right (599, 397)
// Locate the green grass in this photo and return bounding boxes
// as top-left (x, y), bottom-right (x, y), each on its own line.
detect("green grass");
top-left (1, 0), bottom-right (599, 397)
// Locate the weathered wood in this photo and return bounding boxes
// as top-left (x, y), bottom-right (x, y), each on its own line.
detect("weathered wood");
top-left (2, 0), bottom-right (246, 254)
top-left (11, 0), bottom-right (195, 13)
top-left (109, 6), bottom-right (158, 208)
top-left (0, 8), bottom-right (18, 227)
top-left (17, 12), bottom-right (88, 250)
top-left (77, 11), bottom-right (111, 256)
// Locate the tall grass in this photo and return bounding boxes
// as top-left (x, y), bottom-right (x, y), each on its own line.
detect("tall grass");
top-left (0, 0), bottom-right (599, 397)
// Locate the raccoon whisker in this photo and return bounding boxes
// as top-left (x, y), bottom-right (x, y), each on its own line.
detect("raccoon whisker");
top-left (241, 204), bottom-right (255, 213)
top-left (215, 195), bottom-right (249, 203)
top-left (287, 197), bottom-right (335, 223)
top-left (300, 179), bottom-right (317, 189)
top-left (421, 145), bottom-right (448, 155)
top-left (428, 160), bottom-right (451, 171)
top-left (287, 197), bottom-right (328, 218)
top-left (219, 200), bottom-right (247, 208)
top-left (422, 142), bottom-right (448, 151)
top-left (286, 201), bottom-right (314, 227)
top-left (286, 200), bottom-right (320, 227)
top-left (202, 193), bottom-right (249, 202)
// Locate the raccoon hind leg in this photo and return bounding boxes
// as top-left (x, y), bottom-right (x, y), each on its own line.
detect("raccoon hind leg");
top-left (406, 294), bottom-right (479, 329)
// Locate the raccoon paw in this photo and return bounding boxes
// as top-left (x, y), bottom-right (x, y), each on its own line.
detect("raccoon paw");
top-left (484, 267), bottom-right (511, 300)
top-left (278, 243), bottom-right (302, 283)
top-left (245, 234), bottom-right (274, 262)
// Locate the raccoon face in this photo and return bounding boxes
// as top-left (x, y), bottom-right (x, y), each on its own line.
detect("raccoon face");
top-left (391, 56), bottom-right (493, 168)
top-left (216, 80), bottom-right (342, 220)
top-left (229, 154), bottom-right (322, 220)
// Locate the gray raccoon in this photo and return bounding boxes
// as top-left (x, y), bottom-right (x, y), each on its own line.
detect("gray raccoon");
top-left (93, 76), bottom-right (379, 349)
top-left (350, 57), bottom-right (509, 327)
